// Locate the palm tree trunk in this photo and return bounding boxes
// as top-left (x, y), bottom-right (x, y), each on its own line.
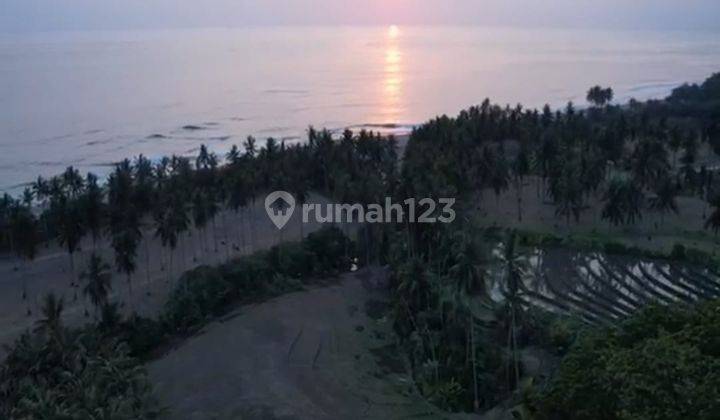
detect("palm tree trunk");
top-left (240, 209), bottom-right (246, 254)
top-left (220, 209), bottom-right (230, 261)
top-left (251, 198), bottom-right (257, 251)
top-left (221, 211), bottom-right (230, 261)
top-left (516, 177), bottom-right (523, 222)
top-left (8, 231), bottom-right (17, 270)
top-left (181, 234), bottom-right (187, 271)
top-left (202, 226), bottom-right (208, 255)
top-left (21, 259), bottom-right (27, 301)
top-left (471, 317), bottom-right (479, 412)
top-left (212, 218), bottom-right (218, 253)
top-left (168, 248), bottom-right (174, 284)
top-left (127, 273), bottom-right (135, 312)
top-left (127, 273), bottom-right (133, 297)
top-left (144, 237), bottom-right (151, 288)
top-left (68, 252), bottom-right (75, 285)
top-left (512, 306), bottom-right (520, 388)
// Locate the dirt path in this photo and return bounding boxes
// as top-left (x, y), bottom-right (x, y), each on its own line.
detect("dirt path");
top-left (147, 267), bottom-right (462, 420)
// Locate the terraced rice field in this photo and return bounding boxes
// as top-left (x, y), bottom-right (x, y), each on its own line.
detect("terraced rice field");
top-left (496, 248), bottom-right (720, 325)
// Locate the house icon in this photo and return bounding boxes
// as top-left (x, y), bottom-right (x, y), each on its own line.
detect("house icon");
top-left (269, 196), bottom-right (292, 215)
top-left (264, 190), bottom-right (296, 229)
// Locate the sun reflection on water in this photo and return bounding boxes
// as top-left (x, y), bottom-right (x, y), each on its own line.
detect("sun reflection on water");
top-left (382, 26), bottom-right (403, 123)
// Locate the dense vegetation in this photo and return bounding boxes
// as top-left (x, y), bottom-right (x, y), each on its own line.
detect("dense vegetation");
top-left (533, 301), bottom-right (720, 419)
top-left (388, 72), bottom-right (720, 416)
top-left (0, 127), bottom-right (397, 299)
top-left (0, 227), bottom-right (353, 418)
top-left (402, 74), bottom-right (720, 230)
top-left (160, 227), bottom-right (353, 337)
top-left (1, 72), bottom-right (720, 418)
top-left (0, 112), bottom-right (397, 417)
top-left (0, 294), bottom-right (162, 419)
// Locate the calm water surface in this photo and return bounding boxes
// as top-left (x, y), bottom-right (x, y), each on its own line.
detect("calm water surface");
top-left (1, 26), bottom-right (719, 190)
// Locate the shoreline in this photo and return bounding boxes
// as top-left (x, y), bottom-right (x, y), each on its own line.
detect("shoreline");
top-left (0, 78), bottom-right (695, 195)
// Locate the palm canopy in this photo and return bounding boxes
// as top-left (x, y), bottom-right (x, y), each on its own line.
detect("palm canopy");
top-left (81, 253), bottom-right (113, 311)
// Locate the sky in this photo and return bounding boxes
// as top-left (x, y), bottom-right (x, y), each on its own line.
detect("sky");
top-left (2, 0), bottom-right (720, 33)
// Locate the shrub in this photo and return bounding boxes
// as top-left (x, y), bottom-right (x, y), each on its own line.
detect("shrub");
top-left (303, 227), bottom-right (353, 275)
top-left (671, 243), bottom-right (687, 260)
top-left (160, 227), bottom-right (354, 335)
top-left (546, 318), bottom-right (582, 355)
top-left (533, 301), bottom-right (720, 420)
top-left (162, 266), bottom-right (233, 333)
top-left (119, 315), bottom-right (166, 359)
top-left (221, 253), bottom-right (275, 296)
top-left (268, 242), bottom-right (317, 280)
top-left (0, 328), bottom-right (160, 419)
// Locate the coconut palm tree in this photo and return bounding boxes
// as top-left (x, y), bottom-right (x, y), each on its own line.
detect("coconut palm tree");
top-left (511, 146), bottom-right (530, 222)
top-left (196, 145), bottom-right (220, 253)
top-left (243, 135), bottom-right (257, 159)
top-left (81, 253), bottom-right (112, 319)
top-left (226, 144), bottom-right (241, 166)
top-left (499, 231), bottom-right (526, 393)
top-left (34, 293), bottom-right (64, 342)
top-left (537, 133), bottom-right (558, 197)
top-left (32, 176), bottom-right (50, 202)
top-left (133, 155), bottom-right (156, 287)
top-left (446, 232), bottom-right (486, 411)
top-left (290, 172), bottom-right (310, 240)
top-left (630, 138), bottom-right (670, 189)
top-left (226, 170), bottom-right (249, 252)
top-left (487, 147), bottom-right (510, 207)
top-left (0, 197), bottom-right (13, 271)
top-left (54, 195), bottom-right (84, 286)
top-left (191, 191), bottom-right (210, 257)
top-left (61, 166), bottom-right (84, 198)
top-left (111, 213), bottom-right (141, 298)
top-left (10, 201), bottom-right (38, 304)
top-left (552, 158), bottom-right (584, 225)
top-left (586, 85), bottom-right (614, 108)
top-left (602, 177), bottom-right (644, 227)
top-left (648, 177), bottom-right (679, 226)
top-left (81, 173), bottom-right (104, 250)
top-left (107, 160), bottom-right (141, 298)
top-left (155, 192), bottom-right (188, 283)
top-left (705, 194), bottom-right (720, 235)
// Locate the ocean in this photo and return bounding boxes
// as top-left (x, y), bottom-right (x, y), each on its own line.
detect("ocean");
top-left (1, 25), bottom-right (719, 191)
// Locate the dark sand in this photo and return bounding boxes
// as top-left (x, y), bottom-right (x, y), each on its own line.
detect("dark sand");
top-left (147, 267), bottom-right (476, 419)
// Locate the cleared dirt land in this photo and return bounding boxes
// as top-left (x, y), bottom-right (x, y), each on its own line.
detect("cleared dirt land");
top-left (0, 193), bottom-right (338, 355)
top-left (147, 267), bottom-right (462, 420)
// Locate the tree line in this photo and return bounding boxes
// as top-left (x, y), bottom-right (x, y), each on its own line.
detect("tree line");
top-left (0, 128), bottom-right (399, 308)
top-left (387, 72), bottom-right (720, 414)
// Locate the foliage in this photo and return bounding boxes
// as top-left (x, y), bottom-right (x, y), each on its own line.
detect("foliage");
top-left (532, 301), bottom-right (720, 420)
top-left (388, 225), bottom-right (537, 412)
top-left (0, 227), bottom-right (354, 417)
top-left (161, 227), bottom-right (353, 335)
top-left (587, 85), bottom-right (614, 107)
top-left (0, 296), bottom-right (161, 419)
